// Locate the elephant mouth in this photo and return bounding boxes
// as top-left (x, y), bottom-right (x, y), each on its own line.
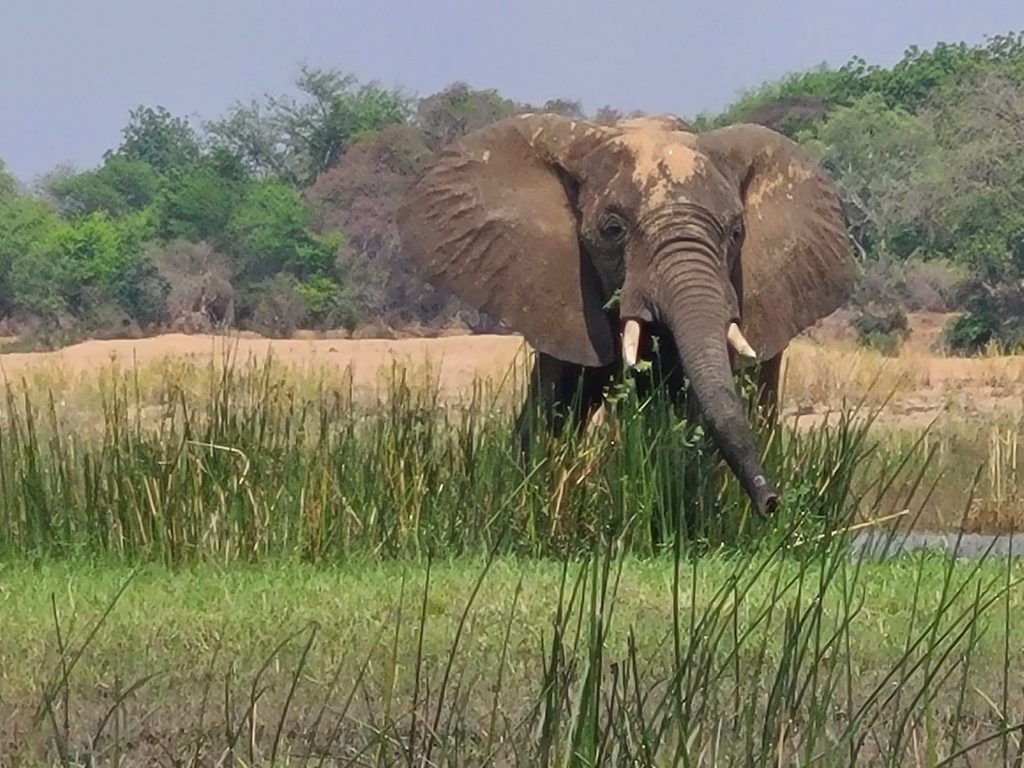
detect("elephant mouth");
top-left (619, 318), bottom-right (759, 367)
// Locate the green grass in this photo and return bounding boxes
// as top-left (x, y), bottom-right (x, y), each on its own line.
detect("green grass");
top-left (1, 350), bottom-right (1022, 764)
top-left (3, 544), bottom-right (1023, 765)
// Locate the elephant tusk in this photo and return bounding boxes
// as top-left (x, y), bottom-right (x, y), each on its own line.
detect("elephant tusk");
top-left (727, 322), bottom-right (758, 359)
top-left (622, 319), bottom-right (641, 367)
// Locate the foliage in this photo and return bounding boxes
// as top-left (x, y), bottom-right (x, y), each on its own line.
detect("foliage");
top-left (150, 239), bottom-right (235, 331)
top-left (942, 281), bottom-right (1024, 354)
top-left (8, 210), bottom-right (167, 332)
top-left (305, 123), bottom-right (448, 326)
top-left (797, 93), bottom-right (941, 260)
top-left (414, 81), bottom-right (517, 147)
top-left (107, 105), bottom-right (202, 177)
top-left (230, 178), bottom-right (331, 279)
top-left (0, 158), bottom-right (17, 201)
top-left (296, 272), bottom-right (361, 329)
top-left (46, 156), bottom-right (161, 217)
top-left (155, 149), bottom-right (249, 244)
top-left (242, 273), bottom-right (310, 337)
top-left (852, 256), bottom-right (967, 318)
top-left (851, 300), bottom-right (910, 356)
top-left (205, 65), bottom-right (413, 185)
top-left (0, 195), bottom-right (60, 316)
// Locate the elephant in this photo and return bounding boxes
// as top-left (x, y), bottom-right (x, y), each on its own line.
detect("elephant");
top-left (396, 112), bottom-right (857, 516)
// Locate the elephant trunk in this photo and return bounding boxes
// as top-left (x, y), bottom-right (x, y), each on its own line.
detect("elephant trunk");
top-left (653, 252), bottom-right (779, 516)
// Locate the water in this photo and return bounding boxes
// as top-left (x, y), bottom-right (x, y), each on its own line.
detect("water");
top-left (851, 530), bottom-right (1024, 560)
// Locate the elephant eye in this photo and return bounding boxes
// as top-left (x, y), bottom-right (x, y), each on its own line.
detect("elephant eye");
top-left (599, 213), bottom-right (629, 243)
top-left (728, 219), bottom-right (744, 245)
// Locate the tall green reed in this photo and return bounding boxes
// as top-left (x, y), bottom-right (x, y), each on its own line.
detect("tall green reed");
top-left (0, 349), bottom-right (932, 563)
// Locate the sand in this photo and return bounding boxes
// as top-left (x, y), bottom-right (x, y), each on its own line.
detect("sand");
top-left (2, 312), bottom-right (1023, 428)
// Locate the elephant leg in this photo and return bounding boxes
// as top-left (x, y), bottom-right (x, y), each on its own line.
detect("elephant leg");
top-left (623, 331), bottom-right (711, 539)
top-left (632, 328), bottom-right (691, 414)
top-left (754, 352), bottom-right (783, 432)
top-left (514, 351), bottom-right (611, 457)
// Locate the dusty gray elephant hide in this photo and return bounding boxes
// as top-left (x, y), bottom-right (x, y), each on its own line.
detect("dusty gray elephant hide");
top-left (396, 112), bottom-right (857, 515)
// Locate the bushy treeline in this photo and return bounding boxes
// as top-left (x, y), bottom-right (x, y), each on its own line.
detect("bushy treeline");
top-left (3, 34), bottom-right (1024, 351)
top-left (0, 70), bottom-right (611, 345)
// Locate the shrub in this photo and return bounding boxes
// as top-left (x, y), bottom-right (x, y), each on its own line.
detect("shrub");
top-left (243, 274), bottom-right (309, 337)
top-left (854, 256), bottom-right (966, 314)
top-left (942, 281), bottom-right (1024, 355)
top-left (848, 258), bottom-right (911, 354)
top-left (851, 300), bottom-right (910, 356)
top-left (296, 273), bottom-right (361, 330)
top-left (77, 286), bottom-right (142, 339)
top-left (943, 307), bottom-right (995, 354)
top-left (899, 258), bottom-right (968, 312)
top-left (151, 239), bottom-right (235, 331)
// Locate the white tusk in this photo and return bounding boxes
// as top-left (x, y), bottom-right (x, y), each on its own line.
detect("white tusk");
top-left (622, 319), bottom-right (641, 367)
top-left (727, 322), bottom-right (757, 359)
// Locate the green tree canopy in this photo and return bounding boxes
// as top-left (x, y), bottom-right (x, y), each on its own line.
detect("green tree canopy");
top-left (47, 156), bottom-right (161, 218)
top-left (205, 66), bottom-right (412, 185)
top-left (0, 159), bottom-right (18, 201)
top-left (230, 178), bottom-right (336, 281)
top-left (798, 93), bottom-right (942, 259)
top-left (108, 106), bottom-right (202, 177)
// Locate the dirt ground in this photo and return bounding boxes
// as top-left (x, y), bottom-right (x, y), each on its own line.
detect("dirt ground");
top-left (2, 311), bottom-right (1023, 428)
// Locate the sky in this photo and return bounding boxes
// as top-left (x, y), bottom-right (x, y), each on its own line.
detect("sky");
top-left (2, 0), bottom-right (1023, 184)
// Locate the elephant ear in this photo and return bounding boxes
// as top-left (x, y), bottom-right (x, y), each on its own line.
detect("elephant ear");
top-left (396, 115), bottom-right (615, 367)
top-left (697, 123), bottom-right (858, 361)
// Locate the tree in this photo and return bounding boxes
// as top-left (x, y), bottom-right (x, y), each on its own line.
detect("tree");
top-left (798, 93), bottom-right (941, 260)
top-left (0, 158), bottom-right (17, 201)
top-left (703, 60), bottom-right (879, 129)
top-left (205, 66), bottom-right (412, 185)
top-left (224, 177), bottom-right (347, 330)
top-left (9, 210), bottom-right (167, 330)
top-left (306, 124), bottom-right (455, 326)
top-left (230, 178), bottom-right (336, 281)
top-left (921, 73), bottom-right (1024, 278)
top-left (538, 98), bottom-right (586, 118)
top-left (593, 106), bottom-right (624, 125)
top-left (0, 195), bottom-right (60, 316)
top-left (46, 156), bottom-right (161, 217)
top-left (414, 82), bottom-right (516, 148)
top-left (735, 96), bottom-right (829, 137)
top-left (155, 151), bottom-right (249, 245)
top-left (108, 106), bottom-right (202, 177)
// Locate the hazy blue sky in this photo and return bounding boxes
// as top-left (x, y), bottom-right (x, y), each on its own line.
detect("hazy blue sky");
top-left (3, 0), bottom-right (1023, 183)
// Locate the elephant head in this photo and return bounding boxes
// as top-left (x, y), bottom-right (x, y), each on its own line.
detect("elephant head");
top-left (397, 113), bottom-right (855, 515)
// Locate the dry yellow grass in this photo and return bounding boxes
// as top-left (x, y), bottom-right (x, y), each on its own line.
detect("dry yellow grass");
top-left (780, 312), bottom-right (1024, 428)
top-left (0, 332), bottom-right (532, 418)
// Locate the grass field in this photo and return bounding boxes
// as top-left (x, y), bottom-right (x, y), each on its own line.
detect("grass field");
top-left (4, 549), bottom-right (1024, 766)
top-left (3, 313), bottom-right (1024, 765)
